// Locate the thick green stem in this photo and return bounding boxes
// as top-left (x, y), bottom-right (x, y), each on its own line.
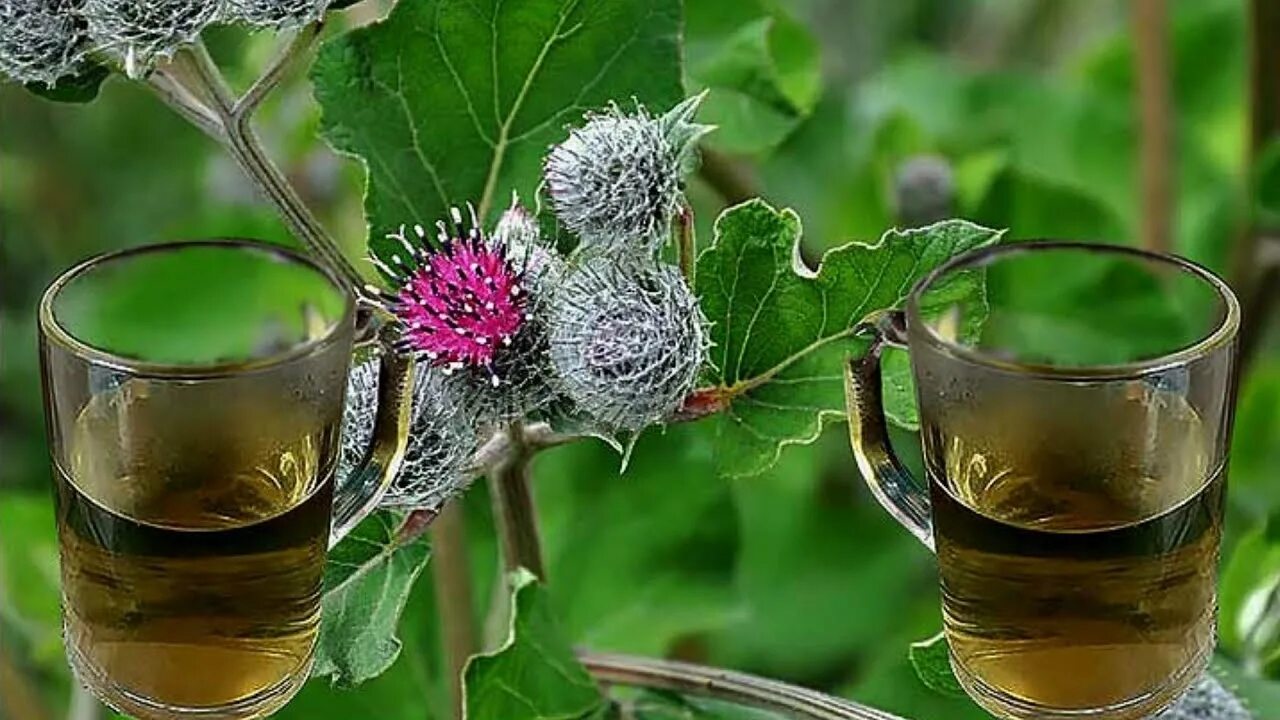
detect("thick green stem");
top-left (488, 422), bottom-right (547, 580)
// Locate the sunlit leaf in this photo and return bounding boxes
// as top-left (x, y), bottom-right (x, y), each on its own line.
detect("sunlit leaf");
top-left (463, 569), bottom-right (606, 720)
top-left (311, 0), bottom-right (683, 265)
top-left (694, 200), bottom-right (1002, 477)
top-left (313, 512), bottom-right (431, 687)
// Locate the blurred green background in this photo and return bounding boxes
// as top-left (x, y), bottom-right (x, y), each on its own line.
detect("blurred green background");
top-left (4, 0), bottom-right (1280, 718)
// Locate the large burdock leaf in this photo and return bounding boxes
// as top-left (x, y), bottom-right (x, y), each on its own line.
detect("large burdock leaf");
top-left (694, 200), bottom-right (1003, 478)
top-left (313, 511), bottom-right (432, 687)
top-left (685, 1), bottom-right (820, 155)
top-left (464, 569), bottom-right (606, 720)
top-left (310, 0), bottom-right (683, 262)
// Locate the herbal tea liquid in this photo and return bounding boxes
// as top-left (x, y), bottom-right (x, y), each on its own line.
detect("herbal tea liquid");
top-left (55, 383), bottom-right (333, 716)
top-left (923, 385), bottom-right (1222, 719)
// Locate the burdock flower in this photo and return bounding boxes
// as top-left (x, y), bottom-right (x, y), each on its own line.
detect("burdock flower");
top-left (0, 0), bottom-right (90, 86)
top-left (545, 93), bottom-right (712, 258)
top-left (372, 204), bottom-right (562, 422)
top-left (83, 0), bottom-right (222, 78)
top-left (547, 258), bottom-right (708, 432)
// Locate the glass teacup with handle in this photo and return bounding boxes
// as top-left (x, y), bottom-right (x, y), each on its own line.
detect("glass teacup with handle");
top-left (844, 242), bottom-right (1239, 720)
top-left (39, 240), bottom-right (416, 720)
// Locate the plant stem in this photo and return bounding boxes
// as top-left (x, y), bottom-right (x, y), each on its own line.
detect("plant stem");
top-left (429, 504), bottom-right (476, 720)
top-left (233, 23), bottom-right (324, 119)
top-left (488, 422), bottom-right (547, 579)
top-left (581, 652), bottom-right (906, 720)
top-left (1233, 0), bottom-right (1280, 351)
top-left (1133, 0), bottom-right (1174, 255)
top-left (676, 200), bottom-right (696, 285)
top-left (1249, 0), bottom-right (1280, 162)
top-left (146, 37), bottom-right (368, 300)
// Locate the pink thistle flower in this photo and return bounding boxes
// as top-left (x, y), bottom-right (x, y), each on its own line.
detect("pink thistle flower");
top-left (371, 207), bottom-right (527, 383)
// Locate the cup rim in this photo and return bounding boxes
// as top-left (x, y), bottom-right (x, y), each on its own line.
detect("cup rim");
top-left (904, 240), bottom-right (1241, 380)
top-left (39, 239), bottom-right (356, 379)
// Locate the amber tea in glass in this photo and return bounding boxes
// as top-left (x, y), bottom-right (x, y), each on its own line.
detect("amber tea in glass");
top-left (39, 242), bottom-right (415, 720)
top-left (845, 243), bottom-right (1238, 719)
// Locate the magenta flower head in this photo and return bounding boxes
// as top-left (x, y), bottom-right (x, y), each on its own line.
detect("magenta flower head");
top-left (373, 206), bottom-right (527, 385)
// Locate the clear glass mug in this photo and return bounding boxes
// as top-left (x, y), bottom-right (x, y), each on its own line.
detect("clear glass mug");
top-left (844, 242), bottom-right (1239, 720)
top-left (38, 241), bottom-right (415, 719)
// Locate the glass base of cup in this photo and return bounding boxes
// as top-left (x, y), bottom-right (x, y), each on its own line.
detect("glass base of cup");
top-left (950, 645), bottom-right (1210, 720)
top-left (68, 641), bottom-right (313, 720)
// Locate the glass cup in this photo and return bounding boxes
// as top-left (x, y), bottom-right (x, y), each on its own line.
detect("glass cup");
top-left (38, 240), bottom-right (416, 720)
top-left (844, 242), bottom-right (1239, 720)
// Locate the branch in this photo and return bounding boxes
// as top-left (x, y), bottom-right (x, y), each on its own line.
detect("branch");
top-left (581, 652), bottom-right (906, 720)
top-left (144, 39), bottom-right (369, 300)
top-left (232, 22), bottom-right (324, 121)
top-left (698, 148), bottom-right (758, 206)
top-left (1237, 236), bottom-right (1280, 375)
top-left (1249, 0), bottom-right (1280, 161)
top-left (146, 67), bottom-right (226, 142)
top-left (488, 421), bottom-right (547, 579)
top-left (1133, 0), bottom-right (1174, 254)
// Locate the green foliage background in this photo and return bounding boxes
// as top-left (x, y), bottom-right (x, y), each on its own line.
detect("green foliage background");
top-left (3, 1), bottom-right (1280, 718)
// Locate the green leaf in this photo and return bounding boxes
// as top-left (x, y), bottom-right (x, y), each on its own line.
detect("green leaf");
top-left (694, 200), bottom-right (1003, 478)
top-left (535, 421), bottom-right (742, 656)
top-left (463, 569), bottom-right (606, 720)
top-left (907, 633), bottom-right (967, 699)
top-left (1219, 522), bottom-right (1280, 670)
top-left (0, 493), bottom-right (63, 669)
top-left (842, 600), bottom-right (990, 720)
top-left (312, 511), bottom-right (432, 687)
top-left (711, 428), bottom-right (933, 677)
top-left (1226, 361), bottom-right (1280, 525)
top-left (686, 1), bottom-right (821, 155)
top-left (23, 62), bottom-right (111, 104)
top-left (311, 0), bottom-right (683, 262)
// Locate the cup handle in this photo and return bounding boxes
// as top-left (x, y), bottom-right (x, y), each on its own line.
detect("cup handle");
top-left (843, 310), bottom-right (934, 551)
top-left (329, 321), bottom-right (417, 548)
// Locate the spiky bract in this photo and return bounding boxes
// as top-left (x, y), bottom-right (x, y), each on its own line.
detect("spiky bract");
top-left (224, 0), bottom-right (327, 28)
top-left (545, 94), bottom-right (711, 258)
top-left (548, 258), bottom-right (707, 431)
top-left (83, 0), bottom-right (222, 78)
top-left (0, 0), bottom-right (88, 86)
top-left (341, 357), bottom-right (478, 510)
